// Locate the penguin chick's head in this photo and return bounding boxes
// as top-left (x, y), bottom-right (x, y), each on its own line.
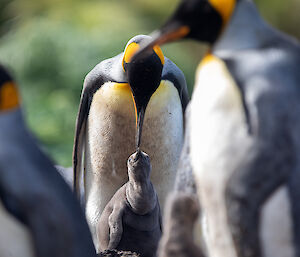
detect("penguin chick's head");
top-left (166, 192), bottom-right (199, 224)
top-left (127, 150), bottom-right (152, 181)
top-left (133, 0), bottom-right (237, 55)
top-left (0, 65), bottom-right (20, 112)
top-left (122, 35), bottom-right (164, 148)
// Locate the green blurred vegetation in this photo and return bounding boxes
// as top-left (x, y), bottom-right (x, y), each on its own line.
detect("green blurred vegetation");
top-left (0, 0), bottom-right (299, 166)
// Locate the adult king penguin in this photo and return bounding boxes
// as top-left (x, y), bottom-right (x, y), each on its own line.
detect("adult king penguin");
top-left (0, 65), bottom-right (96, 257)
top-left (73, 35), bottom-right (189, 248)
top-left (134, 1), bottom-right (300, 257)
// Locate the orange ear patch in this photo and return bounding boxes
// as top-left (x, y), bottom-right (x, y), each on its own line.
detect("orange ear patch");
top-left (123, 42), bottom-right (140, 64)
top-left (0, 82), bottom-right (20, 111)
top-left (153, 45), bottom-right (165, 65)
top-left (209, 0), bottom-right (236, 25)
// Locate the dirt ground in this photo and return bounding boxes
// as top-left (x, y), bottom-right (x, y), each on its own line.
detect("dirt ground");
top-left (98, 249), bottom-right (140, 257)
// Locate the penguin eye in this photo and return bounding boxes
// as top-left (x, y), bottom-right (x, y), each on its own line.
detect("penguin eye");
top-left (0, 82), bottom-right (20, 111)
top-left (122, 42), bottom-right (141, 71)
top-left (208, 0), bottom-right (236, 25)
top-left (153, 45), bottom-right (165, 65)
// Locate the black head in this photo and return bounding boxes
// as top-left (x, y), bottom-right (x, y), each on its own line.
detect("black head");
top-left (123, 35), bottom-right (164, 148)
top-left (133, 0), bottom-right (237, 57)
top-left (0, 65), bottom-right (20, 112)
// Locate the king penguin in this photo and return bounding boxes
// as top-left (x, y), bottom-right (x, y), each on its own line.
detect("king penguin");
top-left (73, 35), bottom-right (189, 249)
top-left (134, 1), bottom-right (300, 257)
top-left (0, 65), bottom-right (97, 257)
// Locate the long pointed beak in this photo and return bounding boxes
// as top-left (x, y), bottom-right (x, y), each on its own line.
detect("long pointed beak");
top-left (133, 23), bottom-right (190, 61)
top-left (136, 106), bottom-right (145, 149)
top-left (131, 93), bottom-right (146, 149)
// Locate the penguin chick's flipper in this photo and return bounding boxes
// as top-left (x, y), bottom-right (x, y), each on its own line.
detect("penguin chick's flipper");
top-left (73, 67), bottom-right (112, 196)
top-left (158, 192), bottom-right (204, 257)
top-left (225, 131), bottom-right (295, 257)
top-left (107, 204), bottom-right (124, 250)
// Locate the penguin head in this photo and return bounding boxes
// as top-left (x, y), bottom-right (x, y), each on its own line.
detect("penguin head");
top-left (0, 65), bottom-right (20, 112)
top-left (132, 0), bottom-right (237, 56)
top-left (122, 35), bottom-right (165, 148)
top-left (166, 192), bottom-right (199, 224)
top-left (127, 150), bottom-right (152, 181)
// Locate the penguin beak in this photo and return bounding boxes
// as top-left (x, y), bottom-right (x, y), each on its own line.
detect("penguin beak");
top-left (132, 98), bottom-right (146, 150)
top-left (130, 90), bottom-right (146, 150)
top-left (134, 23), bottom-right (190, 60)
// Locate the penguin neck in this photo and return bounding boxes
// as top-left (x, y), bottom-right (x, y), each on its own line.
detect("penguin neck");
top-left (213, 0), bottom-right (275, 53)
top-left (126, 172), bottom-right (157, 215)
top-left (0, 108), bottom-right (27, 137)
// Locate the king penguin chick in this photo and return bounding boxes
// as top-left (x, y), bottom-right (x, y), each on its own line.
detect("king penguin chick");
top-left (158, 192), bottom-right (204, 257)
top-left (97, 150), bottom-right (162, 257)
top-left (134, 1), bottom-right (300, 257)
top-left (0, 65), bottom-right (96, 257)
top-left (73, 35), bottom-right (188, 248)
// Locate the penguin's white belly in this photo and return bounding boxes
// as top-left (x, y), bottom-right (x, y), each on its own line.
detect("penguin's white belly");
top-left (190, 55), bottom-right (251, 257)
top-left (0, 201), bottom-right (34, 257)
top-left (260, 186), bottom-right (295, 257)
top-left (85, 81), bottom-right (183, 247)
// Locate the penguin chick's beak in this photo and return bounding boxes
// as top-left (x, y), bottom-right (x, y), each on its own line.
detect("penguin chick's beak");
top-left (133, 23), bottom-right (190, 61)
top-left (128, 149), bottom-right (150, 171)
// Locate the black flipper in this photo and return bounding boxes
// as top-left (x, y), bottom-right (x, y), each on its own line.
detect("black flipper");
top-left (162, 57), bottom-right (189, 114)
top-left (72, 67), bottom-right (113, 198)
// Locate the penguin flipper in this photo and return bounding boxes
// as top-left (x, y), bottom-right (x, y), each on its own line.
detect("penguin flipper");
top-left (107, 204), bottom-right (124, 250)
top-left (73, 65), bottom-right (113, 198)
top-left (225, 134), bottom-right (294, 257)
top-left (73, 88), bottom-right (89, 199)
top-left (162, 58), bottom-right (190, 113)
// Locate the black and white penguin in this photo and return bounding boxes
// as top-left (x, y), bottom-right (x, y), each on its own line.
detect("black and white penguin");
top-left (73, 34), bottom-right (189, 248)
top-left (0, 65), bottom-right (96, 257)
top-left (134, 1), bottom-right (300, 257)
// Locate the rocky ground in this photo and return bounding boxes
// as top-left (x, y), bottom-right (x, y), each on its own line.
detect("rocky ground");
top-left (98, 249), bottom-right (140, 257)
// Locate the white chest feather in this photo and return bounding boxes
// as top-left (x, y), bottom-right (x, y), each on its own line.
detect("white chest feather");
top-left (85, 81), bottom-right (183, 246)
top-left (0, 201), bottom-right (34, 257)
top-left (190, 55), bottom-right (250, 257)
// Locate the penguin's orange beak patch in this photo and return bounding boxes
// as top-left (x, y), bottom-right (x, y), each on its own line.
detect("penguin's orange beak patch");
top-left (0, 82), bottom-right (20, 111)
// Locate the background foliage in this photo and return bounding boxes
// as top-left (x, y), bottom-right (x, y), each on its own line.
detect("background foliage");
top-left (0, 0), bottom-right (299, 166)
